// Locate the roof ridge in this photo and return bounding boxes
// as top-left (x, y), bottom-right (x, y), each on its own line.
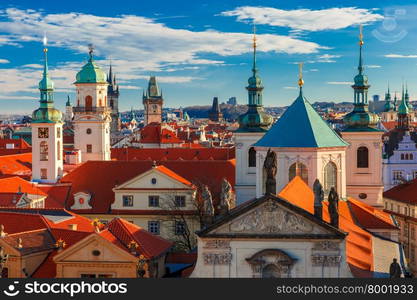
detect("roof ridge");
top-left (6, 227), bottom-right (49, 237)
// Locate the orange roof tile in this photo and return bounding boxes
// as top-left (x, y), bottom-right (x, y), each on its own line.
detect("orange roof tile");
top-left (278, 176), bottom-right (374, 271)
top-left (0, 176), bottom-right (47, 196)
top-left (0, 153), bottom-right (32, 179)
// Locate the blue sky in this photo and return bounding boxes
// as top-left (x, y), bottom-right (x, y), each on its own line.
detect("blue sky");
top-left (1, 0), bottom-right (417, 114)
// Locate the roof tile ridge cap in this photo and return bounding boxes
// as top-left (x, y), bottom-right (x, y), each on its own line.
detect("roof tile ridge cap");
top-left (6, 227), bottom-right (50, 237)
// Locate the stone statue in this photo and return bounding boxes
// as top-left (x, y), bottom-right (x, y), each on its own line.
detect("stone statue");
top-left (313, 179), bottom-right (324, 219)
top-left (219, 178), bottom-right (234, 214)
top-left (263, 149), bottom-right (277, 194)
top-left (389, 258), bottom-right (402, 278)
top-left (202, 185), bottom-right (214, 216)
top-left (328, 187), bottom-right (339, 228)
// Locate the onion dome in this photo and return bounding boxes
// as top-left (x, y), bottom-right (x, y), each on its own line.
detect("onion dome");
top-left (237, 26), bottom-right (273, 132)
top-left (75, 47), bottom-right (107, 84)
top-left (32, 44), bottom-right (62, 124)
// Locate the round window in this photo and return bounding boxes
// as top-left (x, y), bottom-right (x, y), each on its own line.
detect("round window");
top-left (359, 193), bottom-right (367, 199)
top-left (86, 128), bottom-right (92, 134)
top-left (92, 250), bottom-right (101, 256)
top-left (151, 178), bottom-right (157, 185)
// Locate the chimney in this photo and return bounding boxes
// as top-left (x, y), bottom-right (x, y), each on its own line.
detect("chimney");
top-left (68, 224), bottom-right (78, 231)
top-left (313, 179), bottom-right (324, 219)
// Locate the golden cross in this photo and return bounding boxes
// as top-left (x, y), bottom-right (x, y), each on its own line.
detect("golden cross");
top-left (359, 24), bottom-right (364, 46)
top-left (298, 62), bottom-right (304, 87)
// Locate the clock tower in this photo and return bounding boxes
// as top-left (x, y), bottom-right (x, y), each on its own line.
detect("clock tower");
top-left (143, 76), bottom-right (163, 125)
top-left (31, 39), bottom-right (63, 183)
top-left (73, 46), bottom-right (111, 162)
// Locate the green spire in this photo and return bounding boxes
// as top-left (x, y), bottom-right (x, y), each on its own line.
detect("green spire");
top-left (237, 25), bottom-right (273, 133)
top-left (32, 39), bottom-right (62, 123)
top-left (384, 84), bottom-right (393, 112)
top-left (398, 93), bottom-right (409, 115)
top-left (343, 25), bottom-right (380, 131)
top-left (66, 95), bottom-right (71, 106)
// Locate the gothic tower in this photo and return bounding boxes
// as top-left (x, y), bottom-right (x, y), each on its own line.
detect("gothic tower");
top-left (208, 97), bottom-right (223, 122)
top-left (107, 64), bottom-right (120, 133)
top-left (143, 76), bottom-right (163, 125)
top-left (341, 26), bottom-right (384, 207)
top-left (73, 46), bottom-right (111, 162)
top-left (31, 38), bottom-right (63, 183)
top-left (65, 95), bottom-right (73, 124)
top-left (234, 26), bottom-right (273, 204)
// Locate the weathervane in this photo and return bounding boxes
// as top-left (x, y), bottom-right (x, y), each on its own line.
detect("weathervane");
top-left (88, 43), bottom-right (94, 59)
top-left (298, 62), bottom-right (304, 88)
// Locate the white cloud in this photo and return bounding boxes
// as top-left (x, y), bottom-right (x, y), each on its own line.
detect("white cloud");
top-left (220, 6), bottom-right (383, 31)
top-left (384, 54), bottom-right (417, 58)
top-left (309, 69), bottom-right (319, 72)
top-left (119, 85), bottom-right (141, 90)
top-left (0, 59), bottom-right (9, 64)
top-left (0, 8), bottom-right (326, 99)
top-left (312, 54), bottom-right (341, 63)
top-left (327, 81), bottom-right (353, 85)
top-left (283, 86), bottom-right (297, 90)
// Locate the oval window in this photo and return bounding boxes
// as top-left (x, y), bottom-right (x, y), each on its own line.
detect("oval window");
top-left (86, 128), bottom-right (92, 134)
top-left (151, 178), bottom-right (157, 185)
top-left (359, 193), bottom-right (367, 199)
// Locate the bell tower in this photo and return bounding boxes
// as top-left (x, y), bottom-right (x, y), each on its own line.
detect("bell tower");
top-left (31, 36), bottom-right (63, 183)
top-left (341, 25), bottom-right (384, 207)
top-left (235, 26), bottom-right (273, 204)
top-left (73, 45), bottom-right (111, 162)
top-left (143, 76), bottom-right (163, 125)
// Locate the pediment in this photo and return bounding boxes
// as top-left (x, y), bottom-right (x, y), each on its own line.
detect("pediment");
top-left (209, 198), bottom-right (338, 237)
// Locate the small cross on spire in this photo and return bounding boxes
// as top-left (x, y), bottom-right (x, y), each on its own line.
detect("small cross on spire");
top-left (298, 62), bottom-right (304, 88)
top-left (88, 43), bottom-right (94, 60)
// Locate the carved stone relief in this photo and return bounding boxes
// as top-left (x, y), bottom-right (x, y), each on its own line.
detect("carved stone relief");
top-left (203, 240), bottom-right (230, 249)
top-left (227, 200), bottom-right (316, 234)
top-left (203, 252), bottom-right (232, 265)
top-left (312, 241), bottom-right (340, 251)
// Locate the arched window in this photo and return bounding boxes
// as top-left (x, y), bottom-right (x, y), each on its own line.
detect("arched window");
top-left (85, 95), bottom-right (93, 111)
top-left (57, 141), bottom-right (61, 160)
top-left (410, 154), bottom-right (414, 160)
top-left (324, 162), bottom-right (337, 195)
top-left (288, 162), bottom-right (308, 183)
top-left (40, 141), bottom-right (48, 161)
top-left (357, 146), bottom-right (369, 168)
top-left (248, 147), bottom-right (256, 167)
top-left (401, 153), bottom-right (405, 160)
top-left (99, 99), bottom-right (103, 107)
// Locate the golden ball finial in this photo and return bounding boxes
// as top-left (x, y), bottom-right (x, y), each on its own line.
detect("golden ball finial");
top-left (298, 62), bottom-right (304, 87)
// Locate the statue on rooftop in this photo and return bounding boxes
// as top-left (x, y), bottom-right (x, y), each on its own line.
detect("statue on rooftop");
top-left (263, 149), bottom-right (277, 194)
top-left (328, 187), bottom-right (339, 228)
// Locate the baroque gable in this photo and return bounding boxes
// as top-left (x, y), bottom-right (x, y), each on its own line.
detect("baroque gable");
top-left (210, 199), bottom-right (329, 236)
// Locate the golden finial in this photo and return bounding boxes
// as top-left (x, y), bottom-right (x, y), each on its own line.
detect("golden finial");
top-left (252, 23), bottom-right (257, 49)
top-left (43, 33), bottom-right (48, 53)
top-left (55, 238), bottom-right (67, 249)
top-left (359, 24), bottom-right (364, 46)
top-left (298, 62), bottom-right (304, 87)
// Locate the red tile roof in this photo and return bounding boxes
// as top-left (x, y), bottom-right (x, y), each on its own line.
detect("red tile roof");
top-left (0, 153), bottom-right (32, 179)
top-left (383, 179), bottom-right (417, 205)
top-left (0, 176), bottom-right (47, 196)
top-left (0, 138), bottom-right (31, 149)
top-left (140, 123), bottom-right (184, 144)
top-left (106, 218), bottom-right (172, 259)
top-left (62, 159), bottom-right (235, 214)
top-left (111, 147), bottom-right (235, 161)
top-left (278, 176), bottom-right (375, 272)
top-left (38, 184), bottom-right (72, 209)
top-left (3, 228), bottom-right (56, 255)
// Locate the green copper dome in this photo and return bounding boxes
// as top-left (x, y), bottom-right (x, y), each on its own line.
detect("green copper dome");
top-left (32, 107), bottom-right (62, 123)
top-left (343, 105), bottom-right (380, 130)
top-left (398, 97), bottom-right (409, 115)
top-left (75, 53), bottom-right (107, 84)
top-left (237, 107), bottom-right (273, 132)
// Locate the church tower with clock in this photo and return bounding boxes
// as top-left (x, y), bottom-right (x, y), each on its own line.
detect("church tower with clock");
top-left (73, 45), bottom-right (111, 162)
top-left (31, 38), bottom-right (64, 183)
top-left (143, 76), bottom-right (163, 125)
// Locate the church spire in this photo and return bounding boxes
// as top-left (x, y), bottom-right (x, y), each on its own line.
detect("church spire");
top-left (298, 62), bottom-right (304, 96)
top-left (252, 23), bottom-right (257, 76)
top-left (343, 25), bottom-right (379, 129)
